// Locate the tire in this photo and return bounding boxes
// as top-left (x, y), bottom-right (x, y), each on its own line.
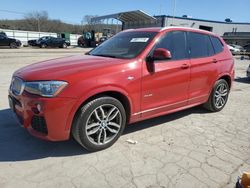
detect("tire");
top-left (10, 42), bottom-right (17, 48)
top-left (203, 79), bottom-right (229, 112)
top-left (41, 44), bottom-right (47, 48)
top-left (72, 96), bottom-right (126, 151)
top-left (62, 43), bottom-right (67, 48)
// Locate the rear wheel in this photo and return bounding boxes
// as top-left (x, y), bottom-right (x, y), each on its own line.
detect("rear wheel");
top-left (72, 96), bottom-right (126, 151)
top-left (10, 42), bottom-right (17, 48)
top-left (204, 79), bottom-right (229, 112)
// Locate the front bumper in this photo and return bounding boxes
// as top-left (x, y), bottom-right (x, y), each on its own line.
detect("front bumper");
top-left (9, 92), bottom-right (77, 141)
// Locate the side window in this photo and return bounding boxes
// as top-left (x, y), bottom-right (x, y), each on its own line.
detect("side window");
top-left (188, 32), bottom-right (214, 58)
top-left (210, 36), bottom-right (224, 54)
top-left (155, 31), bottom-right (187, 60)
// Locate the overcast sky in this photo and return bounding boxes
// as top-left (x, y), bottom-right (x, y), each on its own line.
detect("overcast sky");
top-left (0, 0), bottom-right (249, 24)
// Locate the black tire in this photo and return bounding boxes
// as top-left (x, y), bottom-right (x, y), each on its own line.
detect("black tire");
top-left (10, 42), bottom-right (17, 48)
top-left (203, 79), bottom-right (229, 112)
top-left (41, 44), bottom-right (47, 48)
top-left (62, 43), bottom-right (67, 48)
top-left (72, 96), bottom-right (126, 151)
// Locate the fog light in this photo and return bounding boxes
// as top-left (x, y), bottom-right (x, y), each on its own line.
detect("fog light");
top-left (37, 104), bottom-right (41, 112)
top-left (32, 104), bottom-right (41, 114)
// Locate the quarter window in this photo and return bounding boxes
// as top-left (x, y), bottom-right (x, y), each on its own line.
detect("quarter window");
top-left (210, 36), bottom-right (224, 54)
top-left (154, 31), bottom-right (188, 60)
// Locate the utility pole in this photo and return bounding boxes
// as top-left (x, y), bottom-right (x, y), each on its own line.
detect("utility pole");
top-left (172, 0), bottom-right (176, 25)
top-left (37, 18), bottom-right (40, 32)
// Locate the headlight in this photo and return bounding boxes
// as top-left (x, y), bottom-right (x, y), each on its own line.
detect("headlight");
top-left (24, 81), bottom-right (68, 97)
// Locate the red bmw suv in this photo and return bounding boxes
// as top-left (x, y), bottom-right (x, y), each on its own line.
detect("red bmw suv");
top-left (9, 27), bottom-right (234, 151)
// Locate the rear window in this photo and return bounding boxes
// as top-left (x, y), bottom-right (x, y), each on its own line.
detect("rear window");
top-left (210, 36), bottom-right (224, 54)
top-left (188, 32), bottom-right (215, 58)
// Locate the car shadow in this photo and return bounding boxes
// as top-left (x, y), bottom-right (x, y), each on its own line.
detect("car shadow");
top-left (0, 109), bottom-right (87, 162)
top-left (234, 77), bottom-right (250, 84)
top-left (0, 106), bottom-right (209, 162)
top-left (124, 106), bottom-right (208, 134)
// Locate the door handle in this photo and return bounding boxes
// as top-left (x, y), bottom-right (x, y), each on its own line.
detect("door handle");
top-left (181, 64), bottom-right (190, 69)
top-left (212, 59), bottom-right (218, 63)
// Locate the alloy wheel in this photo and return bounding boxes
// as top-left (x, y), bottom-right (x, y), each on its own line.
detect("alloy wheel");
top-left (85, 104), bottom-right (122, 145)
top-left (214, 82), bottom-right (228, 109)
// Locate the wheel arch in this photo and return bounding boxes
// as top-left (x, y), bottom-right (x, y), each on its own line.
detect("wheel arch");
top-left (66, 89), bottom-right (132, 132)
top-left (218, 74), bottom-right (232, 89)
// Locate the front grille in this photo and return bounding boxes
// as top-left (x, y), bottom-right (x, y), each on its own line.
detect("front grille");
top-left (10, 77), bottom-right (25, 96)
top-left (31, 116), bottom-right (48, 134)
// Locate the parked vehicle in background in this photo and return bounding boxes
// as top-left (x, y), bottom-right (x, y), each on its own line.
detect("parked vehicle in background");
top-left (28, 36), bottom-right (51, 46)
top-left (227, 44), bottom-right (240, 55)
top-left (247, 64), bottom-right (250, 77)
top-left (77, 33), bottom-right (97, 47)
top-left (0, 35), bottom-right (21, 48)
top-left (244, 44), bottom-right (250, 58)
top-left (9, 27), bottom-right (234, 151)
top-left (77, 36), bottom-right (87, 47)
top-left (0, 31), bottom-right (7, 37)
top-left (230, 44), bottom-right (245, 52)
top-left (98, 36), bottom-right (108, 44)
top-left (37, 36), bottom-right (70, 48)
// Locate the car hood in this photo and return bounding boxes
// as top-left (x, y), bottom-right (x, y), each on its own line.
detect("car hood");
top-left (14, 55), bottom-right (129, 81)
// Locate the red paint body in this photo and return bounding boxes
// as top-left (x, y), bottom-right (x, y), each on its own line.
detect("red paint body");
top-left (9, 27), bottom-right (234, 141)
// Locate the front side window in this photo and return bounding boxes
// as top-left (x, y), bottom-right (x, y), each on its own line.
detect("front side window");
top-left (188, 32), bottom-right (215, 58)
top-left (154, 31), bottom-right (188, 60)
top-left (90, 31), bottom-right (157, 59)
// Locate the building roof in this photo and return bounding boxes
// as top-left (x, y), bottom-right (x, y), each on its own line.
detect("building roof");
top-left (155, 15), bottom-right (250, 25)
top-left (91, 10), bottom-right (157, 23)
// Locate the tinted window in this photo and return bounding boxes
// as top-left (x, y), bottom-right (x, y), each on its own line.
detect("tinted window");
top-left (155, 31), bottom-right (187, 60)
top-left (188, 32), bottom-right (214, 58)
top-left (210, 36), bottom-right (224, 54)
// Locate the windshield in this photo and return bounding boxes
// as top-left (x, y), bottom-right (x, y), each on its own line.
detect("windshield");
top-left (89, 31), bottom-right (157, 59)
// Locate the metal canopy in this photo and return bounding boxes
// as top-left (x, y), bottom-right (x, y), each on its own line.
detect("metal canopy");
top-left (91, 10), bottom-right (157, 23)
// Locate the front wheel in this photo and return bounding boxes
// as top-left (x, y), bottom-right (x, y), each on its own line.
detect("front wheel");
top-left (62, 43), bottom-right (67, 48)
top-left (204, 79), bottom-right (229, 112)
top-left (41, 44), bottom-right (47, 48)
top-left (72, 96), bottom-right (126, 151)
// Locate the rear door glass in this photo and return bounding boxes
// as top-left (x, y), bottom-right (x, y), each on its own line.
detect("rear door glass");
top-left (188, 32), bottom-right (215, 58)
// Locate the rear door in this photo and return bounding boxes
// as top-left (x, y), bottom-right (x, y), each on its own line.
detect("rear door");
top-left (187, 32), bottom-right (219, 104)
top-left (141, 31), bottom-right (191, 118)
top-left (55, 38), bottom-right (61, 47)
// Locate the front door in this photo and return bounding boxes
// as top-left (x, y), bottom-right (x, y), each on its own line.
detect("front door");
top-left (141, 31), bottom-right (191, 118)
top-left (0, 35), bottom-right (8, 46)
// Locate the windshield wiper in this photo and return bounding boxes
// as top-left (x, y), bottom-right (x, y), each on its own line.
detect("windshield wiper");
top-left (92, 54), bottom-right (118, 58)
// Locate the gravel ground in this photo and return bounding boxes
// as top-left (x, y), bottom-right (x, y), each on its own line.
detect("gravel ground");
top-left (0, 48), bottom-right (249, 188)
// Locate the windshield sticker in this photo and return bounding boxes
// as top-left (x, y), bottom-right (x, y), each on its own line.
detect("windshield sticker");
top-left (130, 38), bottom-right (149, 42)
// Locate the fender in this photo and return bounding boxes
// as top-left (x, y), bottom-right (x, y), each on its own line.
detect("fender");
top-left (65, 84), bottom-right (134, 131)
top-left (206, 72), bottom-right (233, 102)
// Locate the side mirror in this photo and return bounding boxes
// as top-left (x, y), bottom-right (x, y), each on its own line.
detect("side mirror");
top-left (153, 48), bottom-right (172, 60)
